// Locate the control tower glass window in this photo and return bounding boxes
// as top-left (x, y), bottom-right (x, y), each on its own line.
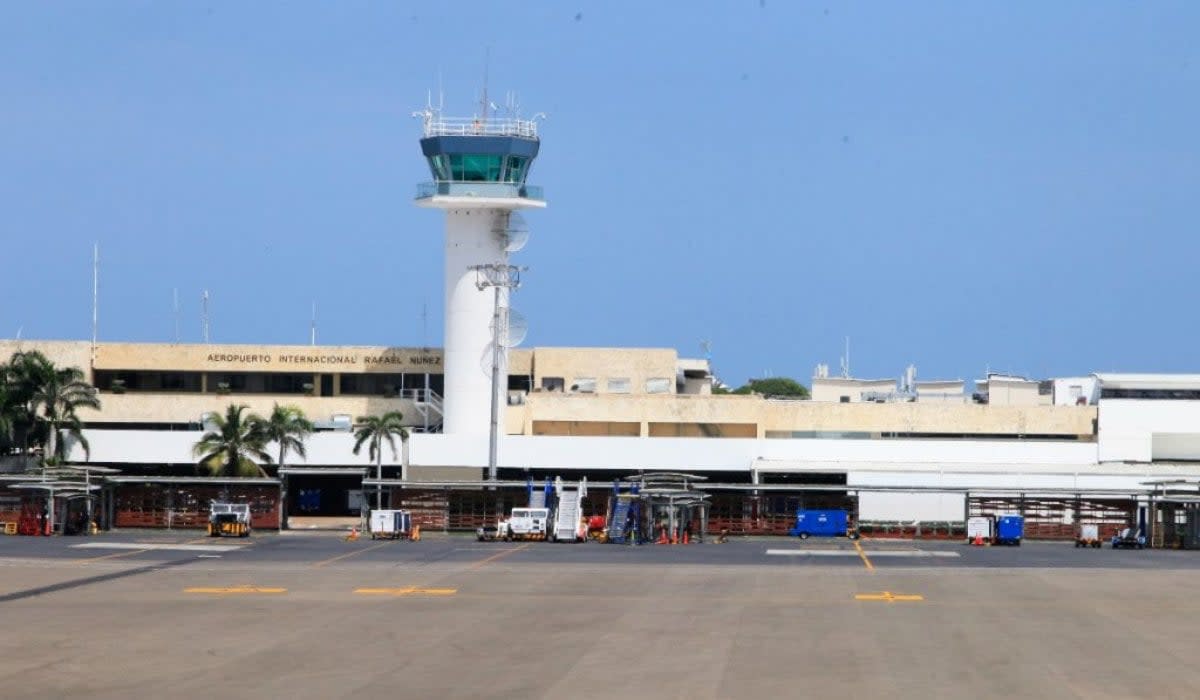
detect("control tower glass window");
top-left (504, 156), bottom-right (529, 183)
top-left (426, 154), bottom-right (532, 184)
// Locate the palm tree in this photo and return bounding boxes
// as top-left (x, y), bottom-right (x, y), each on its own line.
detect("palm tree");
top-left (0, 381), bottom-right (14, 455)
top-left (259, 404), bottom-right (313, 471)
top-left (192, 404), bottom-right (272, 477)
top-left (4, 351), bottom-right (55, 456)
top-left (352, 411), bottom-right (409, 509)
top-left (30, 363), bottom-right (101, 462)
top-left (2, 351), bottom-right (100, 463)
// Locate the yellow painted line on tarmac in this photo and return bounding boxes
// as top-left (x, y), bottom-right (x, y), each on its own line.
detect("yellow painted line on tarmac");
top-left (77, 548), bottom-right (148, 565)
top-left (354, 587), bottom-right (457, 596)
top-left (184, 586), bottom-right (287, 595)
top-left (467, 543), bottom-right (531, 571)
top-left (311, 541), bottom-right (393, 568)
top-left (853, 539), bottom-right (875, 572)
top-left (855, 591), bottom-right (923, 602)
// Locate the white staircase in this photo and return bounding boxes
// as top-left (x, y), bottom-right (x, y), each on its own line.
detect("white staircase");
top-left (406, 389), bottom-right (444, 433)
top-left (552, 477), bottom-right (587, 542)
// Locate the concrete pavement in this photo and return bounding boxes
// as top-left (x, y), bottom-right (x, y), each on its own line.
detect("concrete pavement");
top-left (1, 532), bottom-right (1198, 698)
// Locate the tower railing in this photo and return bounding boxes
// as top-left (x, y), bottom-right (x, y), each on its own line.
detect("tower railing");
top-left (416, 181), bottom-right (544, 201)
top-left (420, 117), bottom-right (539, 140)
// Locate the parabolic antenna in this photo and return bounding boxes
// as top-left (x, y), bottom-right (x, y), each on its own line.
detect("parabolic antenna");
top-left (493, 307), bottom-right (528, 347)
top-left (495, 212), bottom-right (531, 253)
top-left (480, 307), bottom-right (529, 378)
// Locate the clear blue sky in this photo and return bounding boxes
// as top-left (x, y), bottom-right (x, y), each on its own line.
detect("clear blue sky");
top-left (2, 2), bottom-right (1198, 387)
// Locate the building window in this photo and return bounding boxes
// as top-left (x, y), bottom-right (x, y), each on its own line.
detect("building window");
top-left (1101, 388), bottom-right (1200, 400)
top-left (541, 377), bottom-right (565, 392)
top-left (571, 378), bottom-right (596, 393)
top-left (645, 378), bottom-right (671, 394)
top-left (205, 372), bottom-right (312, 394)
top-left (94, 370), bottom-right (202, 393)
top-left (607, 378), bottom-right (631, 394)
top-left (339, 373), bottom-right (407, 397)
top-left (504, 156), bottom-right (529, 183)
top-left (449, 154), bottom-right (504, 182)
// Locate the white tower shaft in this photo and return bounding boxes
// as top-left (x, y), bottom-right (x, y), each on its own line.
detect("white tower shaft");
top-left (442, 209), bottom-right (507, 435)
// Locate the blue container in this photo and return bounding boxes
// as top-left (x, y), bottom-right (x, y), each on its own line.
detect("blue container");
top-left (789, 510), bottom-right (849, 538)
top-left (995, 515), bottom-right (1024, 545)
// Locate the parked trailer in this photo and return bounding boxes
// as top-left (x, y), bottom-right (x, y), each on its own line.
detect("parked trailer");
top-left (789, 510), bottom-right (855, 540)
top-left (966, 516), bottom-right (994, 544)
top-left (994, 515), bottom-right (1023, 546)
top-left (208, 503), bottom-right (251, 538)
top-left (368, 509), bottom-right (413, 540)
top-left (1075, 524), bottom-right (1102, 548)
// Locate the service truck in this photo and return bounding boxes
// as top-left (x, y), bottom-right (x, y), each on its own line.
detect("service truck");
top-left (208, 503), bottom-right (251, 538)
top-left (1112, 526), bottom-right (1146, 550)
top-left (477, 508), bottom-right (551, 542)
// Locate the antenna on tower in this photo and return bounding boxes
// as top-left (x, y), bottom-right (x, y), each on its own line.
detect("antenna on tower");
top-left (310, 301), bottom-right (317, 346)
top-left (201, 290), bottom-right (211, 343)
top-left (480, 47), bottom-right (491, 124)
top-left (839, 336), bottom-right (851, 378)
top-left (421, 301), bottom-right (429, 349)
top-left (91, 243), bottom-right (99, 363)
top-left (494, 211), bottom-right (530, 253)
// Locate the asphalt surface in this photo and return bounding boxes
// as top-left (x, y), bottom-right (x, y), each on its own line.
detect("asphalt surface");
top-left (4, 529), bottom-right (1200, 569)
top-left (2, 531), bottom-right (1200, 698)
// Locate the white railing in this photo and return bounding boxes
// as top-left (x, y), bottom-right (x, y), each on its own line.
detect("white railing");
top-left (415, 182), bottom-right (544, 201)
top-left (419, 116), bottom-right (538, 140)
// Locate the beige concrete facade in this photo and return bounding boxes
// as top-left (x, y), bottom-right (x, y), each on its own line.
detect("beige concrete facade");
top-left (983, 376), bottom-right (1048, 406)
top-left (811, 377), bottom-right (898, 402)
top-left (508, 393), bottom-right (1096, 439)
top-left (1, 339), bottom-right (1094, 440)
top-left (88, 392), bottom-right (423, 427)
top-left (521, 347), bottom-right (679, 395)
top-left (92, 342), bottom-right (443, 373)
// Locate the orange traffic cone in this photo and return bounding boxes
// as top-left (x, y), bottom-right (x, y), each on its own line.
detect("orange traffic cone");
top-left (345, 527), bottom-right (360, 542)
top-left (411, 524), bottom-right (421, 542)
top-left (683, 531), bottom-right (690, 545)
top-left (656, 527), bottom-right (668, 545)
top-left (972, 533), bottom-right (983, 546)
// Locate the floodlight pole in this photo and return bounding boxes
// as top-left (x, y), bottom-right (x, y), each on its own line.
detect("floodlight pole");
top-left (85, 469), bottom-right (92, 536)
top-left (471, 264), bottom-right (525, 482)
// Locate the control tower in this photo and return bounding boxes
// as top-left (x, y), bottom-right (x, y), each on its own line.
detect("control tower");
top-left (414, 109), bottom-right (545, 440)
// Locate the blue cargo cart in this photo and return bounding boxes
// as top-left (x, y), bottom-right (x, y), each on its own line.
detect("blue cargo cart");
top-left (994, 515), bottom-right (1023, 546)
top-left (789, 509), bottom-right (856, 540)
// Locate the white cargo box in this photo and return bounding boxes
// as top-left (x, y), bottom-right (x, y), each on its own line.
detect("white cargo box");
top-left (1078, 524), bottom-right (1099, 541)
top-left (966, 516), bottom-right (994, 542)
top-left (369, 509), bottom-right (412, 539)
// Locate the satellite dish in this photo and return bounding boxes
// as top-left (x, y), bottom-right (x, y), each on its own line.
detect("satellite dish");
top-left (492, 307), bottom-right (528, 347)
top-left (495, 212), bottom-right (531, 253)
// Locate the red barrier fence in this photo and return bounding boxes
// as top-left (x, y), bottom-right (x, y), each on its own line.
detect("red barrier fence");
top-left (115, 484), bottom-right (280, 530)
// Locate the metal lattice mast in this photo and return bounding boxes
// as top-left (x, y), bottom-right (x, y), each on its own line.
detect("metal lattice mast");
top-left (471, 263), bottom-right (526, 481)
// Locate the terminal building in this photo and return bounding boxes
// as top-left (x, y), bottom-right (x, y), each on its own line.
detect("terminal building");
top-left (4, 106), bottom-right (1200, 542)
top-left (4, 337), bottom-right (1200, 541)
